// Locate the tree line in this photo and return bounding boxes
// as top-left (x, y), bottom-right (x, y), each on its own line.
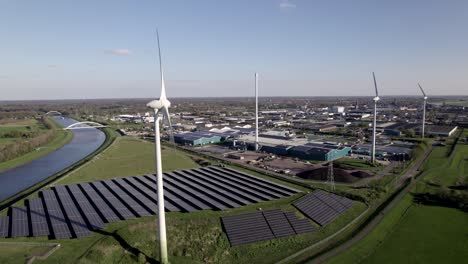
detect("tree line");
top-left (0, 117), bottom-right (58, 163)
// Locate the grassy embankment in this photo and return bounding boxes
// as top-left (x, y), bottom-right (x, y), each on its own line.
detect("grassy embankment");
top-left (0, 136), bottom-right (366, 264)
top-left (0, 127), bottom-right (116, 212)
top-left (325, 129), bottom-right (468, 264)
top-left (444, 100), bottom-right (468, 106)
top-left (0, 117), bottom-right (72, 173)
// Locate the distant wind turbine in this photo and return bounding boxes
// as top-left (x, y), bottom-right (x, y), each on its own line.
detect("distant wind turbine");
top-left (255, 73), bottom-right (259, 151)
top-left (418, 83), bottom-right (428, 139)
top-left (371, 72), bottom-right (380, 164)
top-left (146, 30), bottom-right (171, 264)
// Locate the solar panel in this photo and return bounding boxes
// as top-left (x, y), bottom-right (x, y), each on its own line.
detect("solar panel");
top-left (28, 198), bottom-right (50, 237)
top-left (263, 210), bottom-right (296, 238)
top-left (293, 190), bottom-right (353, 226)
top-left (11, 207), bottom-right (29, 237)
top-left (136, 175), bottom-right (203, 212)
top-left (185, 169), bottom-right (259, 203)
top-left (135, 175), bottom-right (180, 212)
top-left (0, 166), bottom-right (303, 241)
top-left (79, 183), bottom-right (120, 223)
top-left (222, 211), bottom-right (275, 246)
top-left (103, 180), bottom-right (151, 217)
top-left (219, 167), bottom-right (301, 195)
top-left (328, 192), bottom-right (354, 209)
top-left (91, 182), bottom-right (136, 220)
top-left (54, 186), bottom-right (90, 238)
top-left (136, 175), bottom-right (197, 212)
top-left (0, 216), bottom-right (9, 238)
top-left (193, 169), bottom-right (272, 203)
top-left (284, 212), bottom-right (315, 234)
top-left (155, 177), bottom-right (208, 211)
top-left (112, 178), bottom-right (156, 215)
top-left (164, 173), bottom-right (228, 210)
top-left (313, 190), bottom-right (347, 213)
top-left (294, 194), bottom-right (338, 226)
top-left (221, 209), bottom-right (314, 246)
top-left (219, 167), bottom-right (299, 196)
top-left (67, 184), bottom-right (104, 230)
top-left (196, 167), bottom-right (276, 201)
top-left (178, 170), bottom-right (251, 206)
top-left (41, 190), bottom-right (72, 239)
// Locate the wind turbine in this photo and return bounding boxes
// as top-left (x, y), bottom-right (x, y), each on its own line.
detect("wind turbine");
top-left (371, 72), bottom-right (380, 164)
top-left (255, 73), bottom-right (259, 151)
top-left (146, 30), bottom-right (171, 264)
top-left (418, 83), bottom-right (428, 139)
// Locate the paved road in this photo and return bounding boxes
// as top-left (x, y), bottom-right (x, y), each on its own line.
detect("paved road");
top-left (304, 145), bottom-right (434, 264)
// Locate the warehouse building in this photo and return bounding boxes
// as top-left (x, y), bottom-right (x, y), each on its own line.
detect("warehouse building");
top-left (288, 143), bottom-right (351, 161)
top-left (261, 144), bottom-right (293, 156)
top-left (427, 125), bottom-right (458, 137)
top-left (174, 131), bottom-right (222, 146)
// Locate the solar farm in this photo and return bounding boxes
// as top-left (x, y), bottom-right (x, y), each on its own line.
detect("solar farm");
top-left (293, 190), bottom-right (354, 226)
top-left (0, 166), bottom-right (301, 239)
top-left (222, 209), bottom-right (315, 246)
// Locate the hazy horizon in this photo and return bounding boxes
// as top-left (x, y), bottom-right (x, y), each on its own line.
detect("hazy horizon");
top-left (1, 0), bottom-right (468, 100)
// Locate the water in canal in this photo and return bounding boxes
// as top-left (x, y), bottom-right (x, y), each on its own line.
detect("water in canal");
top-left (0, 117), bottom-right (105, 201)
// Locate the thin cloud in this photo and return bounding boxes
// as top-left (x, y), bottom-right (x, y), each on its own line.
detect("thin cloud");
top-left (106, 49), bottom-right (131, 55)
top-left (279, 0), bottom-right (296, 9)
top-left (47, 64), bottom-right (58, 68)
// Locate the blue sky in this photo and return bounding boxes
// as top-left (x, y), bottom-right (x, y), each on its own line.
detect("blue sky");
top-left (1, 0), bottom-right (467, 100)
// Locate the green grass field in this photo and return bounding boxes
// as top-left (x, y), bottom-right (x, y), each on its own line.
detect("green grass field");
top-left (422, 144), bottom-right (468, 187)
top-left (0, 243), bottom-right (55, 263)
top-left (56, 137), bottom-right (199, 185)
top-left (0, 119), bottom-right (41, 144)
top-left (361, 205), bottom-right (468, 264)
top-left (326, 132), bottom-right (468, 264)
top-left (0, 195), bottom-right (364, 264)
top-left (0, 118), bottom-right (72, 173)
top-left (444, 100), bottom-right (468, 107)
top-left (0, 135), bottom-right (369, 263)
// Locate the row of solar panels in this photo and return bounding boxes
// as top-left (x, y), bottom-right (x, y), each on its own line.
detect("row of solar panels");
top-left (293, 190), bottom-right (353, 226)
top-left (0, 166), bottom-right (300, 239)
top-left (221, 209), bottom-right (315, 246)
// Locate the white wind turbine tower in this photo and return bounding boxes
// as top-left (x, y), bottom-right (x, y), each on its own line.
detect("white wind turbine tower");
top-left (146, 30), bottom-right (171, 264)
top-left (418, 83), bottom-right (428, 139)
top-left (371, 72), bottom-right (380, 164)
top-left (255, 73), bottom-right (259, 151)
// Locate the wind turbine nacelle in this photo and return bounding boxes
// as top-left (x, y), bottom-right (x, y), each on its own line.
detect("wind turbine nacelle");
top-left (147, 99), bottom-right (171, 110)
top-left (373, 96), bottom-right (380, 102)
top-left (424, 96), bottom-right (428, 100)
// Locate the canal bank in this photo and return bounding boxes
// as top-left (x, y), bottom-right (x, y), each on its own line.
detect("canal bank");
top-left (0, 117), bottom-right (106, 202)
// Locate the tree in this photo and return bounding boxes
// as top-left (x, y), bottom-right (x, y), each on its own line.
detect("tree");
top-left (404, 128), bottom-right (416, 138)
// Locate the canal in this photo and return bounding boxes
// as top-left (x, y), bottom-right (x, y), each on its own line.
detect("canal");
top-left (0, 117), bottom-right (106, 201)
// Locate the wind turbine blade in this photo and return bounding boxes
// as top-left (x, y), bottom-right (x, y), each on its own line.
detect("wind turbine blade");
top-left (372, 72), bottom-right (379, 97)
top-left (418, 83), bottom-right (426, 97)
top-left (162, 106), bottom-right (175, 147)
top-left (157, 30), bottom-right (167, 100)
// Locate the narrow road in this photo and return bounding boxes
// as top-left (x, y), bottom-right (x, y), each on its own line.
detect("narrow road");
top-left (303, 145), bottom-right (433, 264)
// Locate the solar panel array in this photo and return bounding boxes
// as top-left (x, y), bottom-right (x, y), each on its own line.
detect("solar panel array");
top-left (0, 216), bottom-right (9, 238)
top-left (293, 190), bottom-right (354, 226)
top-left (221, 209), bottom-right (315, 246)
top-left (0, 166), bottom-right (300, 240)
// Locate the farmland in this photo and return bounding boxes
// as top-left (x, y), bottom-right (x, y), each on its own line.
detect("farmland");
top-left (325, 130), bottom-right (468, 264)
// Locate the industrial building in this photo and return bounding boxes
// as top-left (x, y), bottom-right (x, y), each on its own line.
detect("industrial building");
top-left (288, 143), bottom-right (351, 161)
top-left (381, 122), bottom-right (421, 136)
top-left (427, 125), bottom-right (458, 137)
top-left (174, 131), bottom-right (222, 146)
